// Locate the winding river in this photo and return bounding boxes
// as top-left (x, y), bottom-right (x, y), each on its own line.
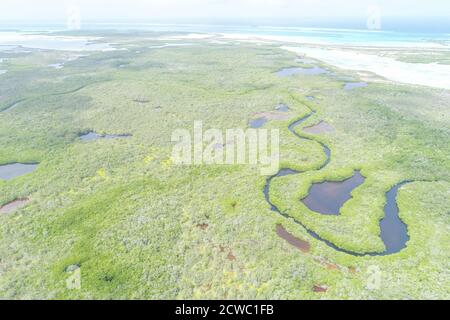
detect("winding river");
top-left (264, 109), bottom-right (413, 256)
top-left (1, 81), bottom-right (110, 113)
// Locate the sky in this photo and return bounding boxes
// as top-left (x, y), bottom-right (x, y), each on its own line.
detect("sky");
top-left (1, 0), bottom-right (449, 31)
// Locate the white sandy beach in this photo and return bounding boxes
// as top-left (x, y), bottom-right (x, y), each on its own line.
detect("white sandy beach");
top-left (3, 29), bottom-right (450, 90)
top-left (282, 46), bottom-right (450, 90)
top-left (219, 32), bottom-right (449, 49)
top-left (159, 33), bottom-right (216, 41)
top-left (215, 33), bottom-right (450, 90)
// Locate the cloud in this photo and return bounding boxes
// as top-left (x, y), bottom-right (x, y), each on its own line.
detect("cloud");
top-left (0, 0), bottom-right (448, 21)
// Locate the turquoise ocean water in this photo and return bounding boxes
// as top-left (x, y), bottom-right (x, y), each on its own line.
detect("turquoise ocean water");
top-left (0, 22), bottom-right (448, 48)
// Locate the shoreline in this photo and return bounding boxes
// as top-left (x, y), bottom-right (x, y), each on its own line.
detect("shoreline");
top-left (214, 32), bottom-right (450, 90)
top-left (218, 32), bottom-right (450, 49)
top-left (2, 29), bottom-right (450, 89)
top-left (281, 45), bottom-right (450, 90)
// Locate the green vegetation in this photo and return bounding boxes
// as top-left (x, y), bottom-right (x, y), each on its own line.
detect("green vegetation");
top-left (0, 31), bottom-right (449, 299)
top-left (395, 52), bottom-right (450, 65)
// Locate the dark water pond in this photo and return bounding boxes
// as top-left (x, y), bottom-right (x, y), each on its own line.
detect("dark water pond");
top-left (275, 66), bottom-right (328, 77)
top-left (80, 132), bottom-right (132, 141)
top-left (344, 82), bottom-right (368, 90)
top-left (301, 171), bottom-right (365, 215)
top-left (275, 103), bottom-right (289, 112)
top-left (381, 182), bottom-right (410, 254)
top-left (263, 72), bottom-right (415, 255)
top-left (249, 117), bottom-right (268, 129)
top-left (265, 110), bottom-right (412, 256)
top-left (0, 163), bottom-right (38, 181)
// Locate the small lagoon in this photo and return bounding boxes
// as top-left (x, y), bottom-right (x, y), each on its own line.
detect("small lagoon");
top-left (80, 132), bottom-right (132, 141)
top-left (0, 163), bottom-right (38, 181)
top-left (275, 103), bottom-right (289, 112)
top-left (302, 171), bottom-right (365, 215)
top-left (249, 117), bottom-right (268, 129)
top-left (276, 66), bottom-right (328, 77)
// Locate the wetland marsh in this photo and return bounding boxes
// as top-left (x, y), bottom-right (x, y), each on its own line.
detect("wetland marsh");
top-left (0, 29), bottom-right (448, 300)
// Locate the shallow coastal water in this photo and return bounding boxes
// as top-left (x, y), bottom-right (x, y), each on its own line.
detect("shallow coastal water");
top-left (0, 45), bottom-right (17, 51)
top-left (0, 163), bottom-right (38, 180)
top-left (0, 32), bottom-right (113, 51)
top-left (301, 171), bottom-right (365, 215)
top-left (80, 132), bottom-right (132, 141)
top-left (283, 46), bottom-right (450, 90)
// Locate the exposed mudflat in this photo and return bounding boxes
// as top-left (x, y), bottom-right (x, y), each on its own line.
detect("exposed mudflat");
top-left (302, 121), bottom-right (335, 134)
top-left (0, 198), bottom-right (30, 214)
top-left (276, 224), bottom-right (311, 253)
top-left (252, 112), bottom-right (292, 121)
